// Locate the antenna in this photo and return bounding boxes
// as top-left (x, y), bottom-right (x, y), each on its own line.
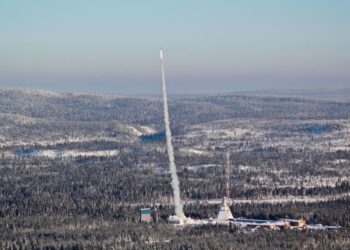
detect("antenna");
top-left (225, 152), bottom-right (231, 199)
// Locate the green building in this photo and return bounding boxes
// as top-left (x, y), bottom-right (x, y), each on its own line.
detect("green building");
top-left (140, 208), bottom-right (152, 223)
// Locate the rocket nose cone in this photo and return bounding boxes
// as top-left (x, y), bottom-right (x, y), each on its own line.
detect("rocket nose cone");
top-left (160, 49), bottom-right (163, 59)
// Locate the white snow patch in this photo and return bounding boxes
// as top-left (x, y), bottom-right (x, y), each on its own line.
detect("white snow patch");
top-left (125, 125), bottom-right (156, 137)
top-left (141, 126), bottom-right (156, 134)
top-left (127, 126), bottom-right (143, 136)
top-left (35, 149), bottom-right (119, 158)
top-left (179, 148), bottom-right (208, 156)
top-left (238, 165), bottom-right (253, 171)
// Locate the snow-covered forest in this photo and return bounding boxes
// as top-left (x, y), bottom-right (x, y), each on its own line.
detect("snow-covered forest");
top-left (0, 88), bottom-right (350, 249)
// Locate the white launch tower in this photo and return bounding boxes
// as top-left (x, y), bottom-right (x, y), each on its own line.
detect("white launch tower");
top-left (215, 197), bottom-right (234, 223)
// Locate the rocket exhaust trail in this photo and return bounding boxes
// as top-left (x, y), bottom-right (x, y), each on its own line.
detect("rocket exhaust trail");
top-left (160, 49), bottom-right (186, 223)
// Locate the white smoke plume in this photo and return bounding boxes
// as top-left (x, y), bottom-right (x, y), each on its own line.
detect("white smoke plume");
top-left (160, 49), bottom-right (186, 223)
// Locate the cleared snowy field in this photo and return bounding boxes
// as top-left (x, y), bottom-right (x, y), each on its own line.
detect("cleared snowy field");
top-left (179, 118), bottom-right (350, 153)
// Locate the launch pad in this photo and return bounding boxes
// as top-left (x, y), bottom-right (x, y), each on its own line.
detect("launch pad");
top-left (167, 197), bottom-right (340, 230)
top-left (159, 49), bottom-right (341, 232)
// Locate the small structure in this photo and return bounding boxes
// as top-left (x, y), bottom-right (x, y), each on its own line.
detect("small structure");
top-left (283, 219), bottom-right (306, 228)
top-left (140, 208), bottom-right (152, 223)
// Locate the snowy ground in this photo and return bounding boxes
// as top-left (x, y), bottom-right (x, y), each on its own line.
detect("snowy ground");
top-left (179, 118), bottom-right (350, 153)
top-left (34, 149), bottom-right (119, 158)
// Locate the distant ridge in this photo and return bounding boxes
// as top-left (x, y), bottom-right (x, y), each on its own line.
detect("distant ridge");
top-left (0, 87), bottom-right (63, 97)
top-left (230, 88), bottom-right (350, 102)
top-left (1, 87), bottom-right (349, 101)
top-left (1, 88), bottom-right (350, 125)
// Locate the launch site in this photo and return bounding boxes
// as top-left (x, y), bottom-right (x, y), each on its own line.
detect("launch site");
top-left (0, 79), bottom-right (350, 249)
top-left (1, 1), bottom-right (350, 249)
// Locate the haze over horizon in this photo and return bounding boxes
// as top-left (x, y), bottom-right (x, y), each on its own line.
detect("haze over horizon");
top-left (1, 1), bottom-right (349, 95)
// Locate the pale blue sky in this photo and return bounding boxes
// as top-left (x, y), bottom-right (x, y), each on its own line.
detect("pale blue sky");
top-left (0, 1), bottom-right (349, 94)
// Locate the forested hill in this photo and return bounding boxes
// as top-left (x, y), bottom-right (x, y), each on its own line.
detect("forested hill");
top-left (1, 88), bottom-right (350, 126)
